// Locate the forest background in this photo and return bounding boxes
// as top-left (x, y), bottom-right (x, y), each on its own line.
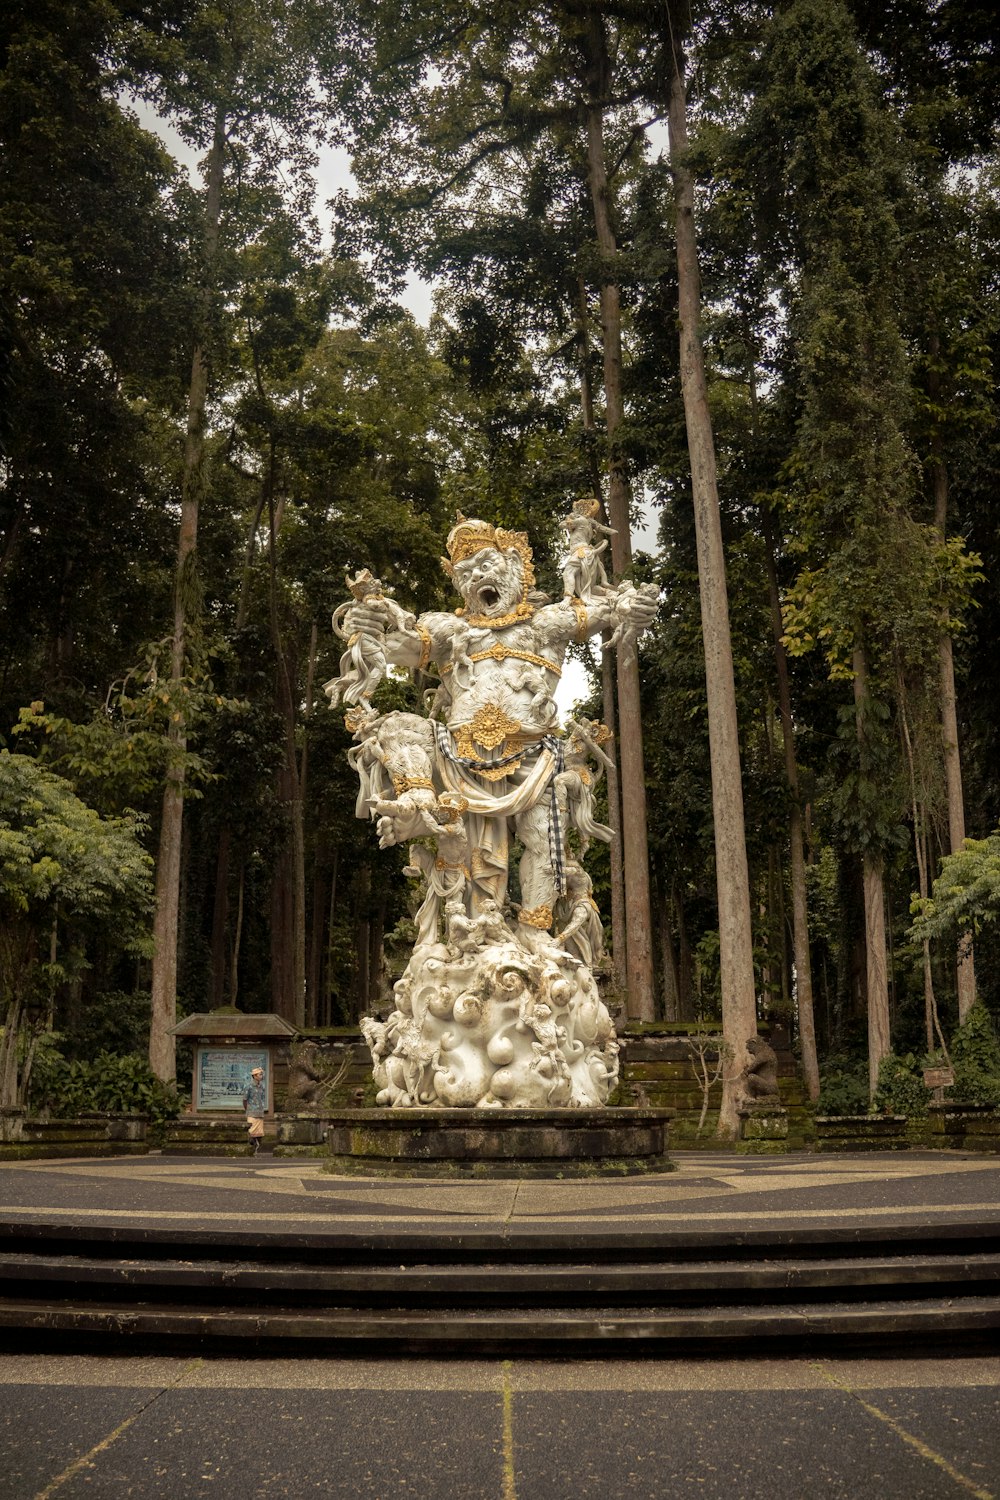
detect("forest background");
top-left (2, 0), bottom-right (999, 1128)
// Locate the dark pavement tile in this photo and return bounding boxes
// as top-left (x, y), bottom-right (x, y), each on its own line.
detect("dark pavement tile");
top-left (510, 1390), bottom-right (979, 1500)
top-left (866, 1387), bottom-right (1000, 1491)
top-left (49, 1389), bottom-right (503, 1500)
top-left (1, 1383), bottom-right (158, 1500)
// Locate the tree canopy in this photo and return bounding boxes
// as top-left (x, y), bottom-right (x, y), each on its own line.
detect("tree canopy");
top-left (2, 0), bottom-right (999, 1113)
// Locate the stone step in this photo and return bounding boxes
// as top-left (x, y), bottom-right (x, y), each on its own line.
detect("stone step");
top-left (0, 1214), bottom-right (997, 1355)
top-left (2, 1294), bottom-right (998, 1354)
top-left (3, 1217), bottom-right (997, 1260)
top-left (0, 1250), bottom-right (996, 1306)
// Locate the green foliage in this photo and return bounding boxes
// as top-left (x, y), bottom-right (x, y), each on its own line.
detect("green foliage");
top-left (64, 991), bottom-right (152, 1061)
top-left (909, 831), bottom-right (1000, 946)
top-left (10, 674), bottom-right (242, 815)
top-left (873, 1052), bottom-right (928, 1118)
top-left (950, 1005), bottom-right (1000, 1107)
top-left (0, 752), bottom-right (153, 953)
top-left (29, 1047), bottom-right (182, 1134)
top-left (816, 1053), bottom-right (871, 1116)
top-left (693, 930), bottom-right (722, 1021)
top-left (0, 752), bottom-right (153, 1105)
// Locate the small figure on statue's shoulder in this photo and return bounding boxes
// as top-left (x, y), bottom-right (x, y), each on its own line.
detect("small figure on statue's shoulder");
top-left (560, 497), bottom-right (616, 600)
top-left (606, 578), bottom-right (659, 648)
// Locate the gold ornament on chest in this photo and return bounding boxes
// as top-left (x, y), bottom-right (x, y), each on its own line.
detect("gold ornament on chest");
top-left (455, 702), bottom-right (524, 763)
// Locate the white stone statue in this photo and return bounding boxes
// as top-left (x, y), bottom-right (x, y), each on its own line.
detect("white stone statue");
top-left (339, 510), bottom-right (658, 1109)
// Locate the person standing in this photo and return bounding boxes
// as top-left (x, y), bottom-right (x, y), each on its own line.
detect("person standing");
top-left (243, 1066), bottom-right (267, 1155)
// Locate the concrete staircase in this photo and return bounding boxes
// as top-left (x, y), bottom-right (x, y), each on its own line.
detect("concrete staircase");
top-left (1, 1217), bottom-right (997, 1356)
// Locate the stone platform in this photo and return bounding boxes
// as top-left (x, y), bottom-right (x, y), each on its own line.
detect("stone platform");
top-left (321, 1106), bottom-right (675, 1177)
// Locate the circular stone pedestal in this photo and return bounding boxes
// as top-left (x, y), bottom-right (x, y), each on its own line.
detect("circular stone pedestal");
top-left (322, 1107), bottom-right (675, 1178)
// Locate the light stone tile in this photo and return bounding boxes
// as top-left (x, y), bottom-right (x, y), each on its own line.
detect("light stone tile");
top-left (2, 1354), bottom-right (997, 1394)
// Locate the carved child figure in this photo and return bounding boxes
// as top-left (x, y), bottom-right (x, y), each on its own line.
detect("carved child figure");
top-left (607, 580), bottom-right (654, 648)
top-left (445, 895), bottom-right (507, 956)
top-left (448, 618), bottom-right (476, 691)
top-left (367, 714), bottom-right (439, 846)
top-left (325, 570), bottom-right (415, 707)
top-left (555, 861), bottom-right (606, 969)
top-left (554, 719), bottom-right (615, 853)
top-left (560, 498), bottom-right (616, 599)
top-left (508, 663), bottom-right (557, 728)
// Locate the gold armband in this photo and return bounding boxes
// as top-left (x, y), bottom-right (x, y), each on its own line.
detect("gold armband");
top-left (391, 775), bottom-right (435, 795)
top-left (570, 596), bottom-right (588, 642)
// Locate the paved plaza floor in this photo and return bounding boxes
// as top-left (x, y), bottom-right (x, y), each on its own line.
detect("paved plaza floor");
top-left (1, 1151), bottom-right (998, 1497)
top-left (1, 1148), bottom-right (999, 1239)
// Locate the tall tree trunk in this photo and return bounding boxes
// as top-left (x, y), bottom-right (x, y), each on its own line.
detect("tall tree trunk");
top-left (229, 861), bottom-right (245, 1008)
top-left (931, 449), bottom-right (976, 1019)
top-left (575, 274), bottom-right (627, 989)
top-left (307, 860), bottom-right (327, 1029)
top-left (667, 50), bottom-right (757, 1135)
top-left (762, 507), bottom-right (820, 1098)
top-left (369, 896), bottom-right (386, 1011)
top-left (898, 673), bottom-right (950, 1058)
top-left (209, 826), bottom-right (231, 1009)
top-left (149, 103), bottom-right (226, 1082)
top-left (299, 623), bottom-right (318, 1024)
top-left (0, 993), bottom-right (23, 1110)
top-left (601, 651), bottom-right (627, 992)
top-left (267, 473), bottom-right (306, 1028)
top-left (354, 863), bottom-right (370, 1018)
top-left (581, 16), bottom-right (655, 1019)
top-left (852, 646), bottom-right (891, 1096)
top-left (861, 849), bottom-right (890, 1097)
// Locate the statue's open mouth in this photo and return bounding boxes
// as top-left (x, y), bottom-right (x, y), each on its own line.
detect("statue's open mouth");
top-left (479, 586), bottom-right (501, 610)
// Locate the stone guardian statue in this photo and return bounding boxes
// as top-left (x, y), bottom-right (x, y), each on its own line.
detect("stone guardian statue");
top-left (329, 510), bottom-right (658, 1109)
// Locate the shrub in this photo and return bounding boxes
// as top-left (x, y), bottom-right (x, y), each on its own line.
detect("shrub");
top-left (950, 1006), bottom-right (1000, 1107)
top-left (873, 1052), bottom-right (927, 1118)
top-left (816, 1054), bottom-right (870, 1115)
top-left (65, 991), bottom-right (151, 1060)
top-left (29, 1048), bottom-right (182, 1141)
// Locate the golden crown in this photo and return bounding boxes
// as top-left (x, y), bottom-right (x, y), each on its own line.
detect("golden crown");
top-left (441, 513), bottom-right (535, 589)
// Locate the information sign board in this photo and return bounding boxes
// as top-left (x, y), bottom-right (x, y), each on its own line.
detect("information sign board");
top-left (196, 1048), bottom-right (269, 1111)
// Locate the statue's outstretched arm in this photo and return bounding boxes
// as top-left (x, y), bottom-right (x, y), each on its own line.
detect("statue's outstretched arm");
top-left (549, 583), bottom-right (659, 646)
top-left (342, 600), bottom-right (451, 672)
